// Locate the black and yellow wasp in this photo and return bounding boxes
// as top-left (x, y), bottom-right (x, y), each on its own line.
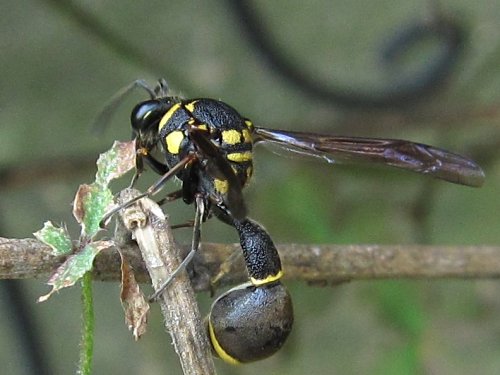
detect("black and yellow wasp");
top-left (101, 78), bottom-right (484, 364)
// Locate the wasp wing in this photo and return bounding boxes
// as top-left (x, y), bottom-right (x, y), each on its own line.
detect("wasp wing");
top-left (254, 128), bottom-right (484, 187)
top-left (189, 128), bottom-right (247, 219)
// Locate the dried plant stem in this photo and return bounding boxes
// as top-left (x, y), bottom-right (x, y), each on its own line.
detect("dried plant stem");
top-left (1, 238), bottom-right (499, 287)
top-left (116, 189), bottom-right (216, 375)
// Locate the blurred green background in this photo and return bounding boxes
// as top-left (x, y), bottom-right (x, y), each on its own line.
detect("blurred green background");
top-left (1, 1), bottom-right (499, 374)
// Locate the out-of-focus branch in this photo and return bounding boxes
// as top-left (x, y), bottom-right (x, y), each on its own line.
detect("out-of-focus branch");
top-left (1, 237), bottom-right (499, 291)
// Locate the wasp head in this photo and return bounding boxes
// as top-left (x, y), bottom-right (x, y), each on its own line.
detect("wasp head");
top-left (131, 98), bottom-right (175, 150)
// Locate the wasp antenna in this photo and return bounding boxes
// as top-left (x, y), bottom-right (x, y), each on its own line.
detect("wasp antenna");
top-left (91, 79), bottom-right (156, 135)
top-left (154, 78), bottom-right (170, 97)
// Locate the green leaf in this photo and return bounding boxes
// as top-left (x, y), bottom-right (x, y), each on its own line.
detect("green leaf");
top-left (73, 140), bottom-right (136, 239)
top-left (73, 184), bottom-right (113, 239)
top-left (95, 140), bottom-right (136, 187)
top-left (38, 240), bottom-right (112, 302)
top-left (39, 140), bottom-right (136, 299)
top-left (33, 221), bottom-right (72, 255)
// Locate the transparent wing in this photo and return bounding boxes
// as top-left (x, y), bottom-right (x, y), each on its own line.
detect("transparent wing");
top-left (254, 128), bottom-right (484, 187)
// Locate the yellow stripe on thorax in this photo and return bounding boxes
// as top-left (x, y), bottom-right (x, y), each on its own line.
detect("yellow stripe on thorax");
top-left (214, 178), bottom-right (229, 194)
top-left (244, 119), bottom-right (254, 132)
top-left (165, 130), bottom-right (184, 154)
top-left (158, 103), bottom-right (181, 131)
top-left (227, 151), bottom-right (252, 163)
top-left (221, 129), bottom-right (242, 145)
top-left (241, 128), bottom-right (252, 143)
top-left (184, 100), bottom-right (198, 113)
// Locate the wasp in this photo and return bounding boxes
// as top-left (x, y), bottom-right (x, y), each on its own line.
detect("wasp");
top-left (99, 78), bottom-right (484, 364)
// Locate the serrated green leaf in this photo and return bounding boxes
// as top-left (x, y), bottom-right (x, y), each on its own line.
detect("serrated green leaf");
top-left (39, 240), bottom-right (112, 302)
top-left (95, 140), bottom-right (136, 187)
top-left (72, 141), bottom-right (136, 238)
top-left (33, 221), bottom-right (72, 255)
top-left (39, 141), bottom-right (136, 300)
top-left (79, 184), bottom-right (113, 238)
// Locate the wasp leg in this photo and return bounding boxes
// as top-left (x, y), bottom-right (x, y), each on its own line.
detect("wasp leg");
top-left (156, 189), bottom-right (183, 206)
top-left (170, 220), bottom-right (195, 230)
top-left (131, 150), bottom-right (171, 188)
top-left (143, 152), bottom-right (170, 175)
top-left (100, 153), bottom-right (195, 227)
top-left (149, 195), bottom-right (205, 301)
top-left (210, 248), bottom-right (243, 288)
top-left (131, 155), bottom-right (182, 205)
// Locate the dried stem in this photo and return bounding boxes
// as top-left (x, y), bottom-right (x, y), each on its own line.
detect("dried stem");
top-left (116, 189), bottom-right (216, 375)
top-left (1, 237), bottom-right (499, 287)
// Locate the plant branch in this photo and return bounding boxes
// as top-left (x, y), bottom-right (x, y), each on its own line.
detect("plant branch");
top-left (1, 237), bottom-right (499, 288)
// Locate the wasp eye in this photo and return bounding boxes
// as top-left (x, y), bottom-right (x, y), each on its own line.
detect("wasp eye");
top-left (131, 100), bottom-right (163, 133)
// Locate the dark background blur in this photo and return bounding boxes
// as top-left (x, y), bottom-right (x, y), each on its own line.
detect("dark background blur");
top-left (1, 1), bottom-right (499, 374)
